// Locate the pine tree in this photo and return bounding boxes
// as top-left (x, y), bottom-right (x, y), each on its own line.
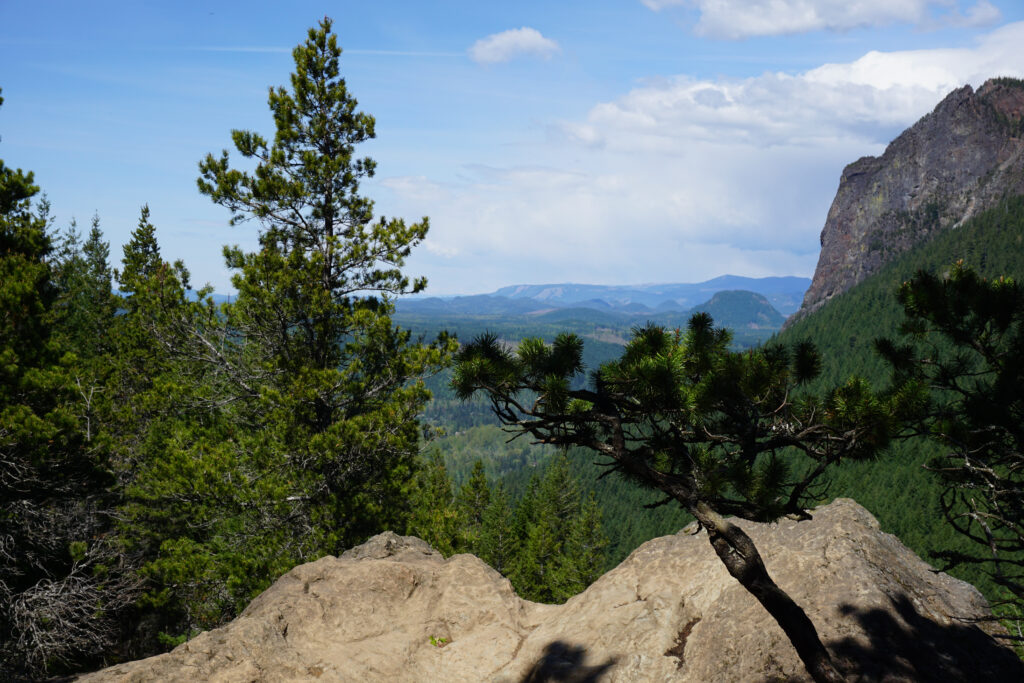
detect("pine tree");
top-left (115, 205), bottom-right (162, 300)
top-left (1, 92), bottom-right (135, 675)
top-left (194, 18), bottom-right (451, 546)
top-left (500, 454), bottom-right (608, 603)
top-left (454, 317), bottom-right (894, 682)
top-left (565, 491), bottom-right (608, 589)
top-left (52, 214), bottom-right (116, 359)
top-left (107, 207), bottom-right (195, 475)
top-left (405, 452), bottom-right (465, 556)
top-left (878, 261), bottom-right (1024, 620)
top-left (477, 481), bottom-right (518, 575)
top-left (456, 459), bottom-right (491, 546)
top-left (125, 20), bottom-right (452, 640)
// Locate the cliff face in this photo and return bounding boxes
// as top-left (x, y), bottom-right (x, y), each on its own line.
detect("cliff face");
top-left (81, 499), bottom-right (1022, 682)
top-left (793, 78), bottom-right (1024, 322)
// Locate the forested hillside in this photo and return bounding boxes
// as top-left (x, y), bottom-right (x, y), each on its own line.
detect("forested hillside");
top-left (776, 194), bottom-right (1024, 604)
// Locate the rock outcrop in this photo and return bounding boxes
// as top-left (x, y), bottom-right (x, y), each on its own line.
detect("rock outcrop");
top-left (81, 499), bottom-right (1022, 682)
top-left (792, 78), bottom-right (1024, 323)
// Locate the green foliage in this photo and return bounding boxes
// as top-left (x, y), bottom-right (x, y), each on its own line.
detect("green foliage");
top-left (454, 312), bottom-right (885, 680)
top-left (777, 194), bottom-right (1024, 600)
top-left (406, 452), bottom-right (607, 604)
top-left (878, 262), bottom-right (1024, 617)
top-left (405, 452), bottom-right (466, 556)
top-left (114, 20), bottom-right (454, 643)
top-left (51, 214), bottom-right (116, 360)
top-left (1, 100), bottom-right (133, 675)
top-left (456, 460), bottom-right (491, 545)
top-left (429, 423), bottom-right (553, 489)
top-left (115, 205), bottom-right (164, 298)
top-left (475, 481), bottom-right (519, 575)
top-left (454, 315), bottom-right (889, 525)
top-left (423, 421), bottom-right (690, 570)
top-left (506, 454), bottom-right (608, 603)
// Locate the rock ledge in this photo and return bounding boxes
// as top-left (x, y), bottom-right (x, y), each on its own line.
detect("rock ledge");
top-left (81, 499), bottom-right (1023, 682)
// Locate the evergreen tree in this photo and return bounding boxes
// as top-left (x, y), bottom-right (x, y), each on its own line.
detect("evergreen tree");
top-left (454, 317), bottom-right (894, 682)
top-left (108, 208), bottom-right (220, 647)
top-left (774, 194), bottom-right (1024, 603)
top-left (52, 214), bottom-right (116, 359)
top-left (405, 452), bottom-right (465, 556)
top-left (878, 261), bottom-right (1024, 620)
top-left (565, 491), bottom-right (608, 590)
top-left (456, 459), bottom-right (491, 546)
top-left (115, 205), bottom-right (162, 299)
top-left (0, 91), bottom-right (135, 676)
top-left (195, 18), bottom-right (451, 545)
top-left (477, 481), bottom-right (518, 575)
top-left (48, 215), bottom-right (118, 450)
top-left (107, 207), bottom-right (196, 479)
top-left (506, 453), bottom-right (608, 603)
top-left (123, 20), bottom-right (452, 640)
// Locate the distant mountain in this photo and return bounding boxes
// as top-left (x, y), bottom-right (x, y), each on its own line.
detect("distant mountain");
top-left (793, 77), bottom-right (1024, 324)
top-left (396, 289), bottom-right (788, 350)
top-left (490, 275), bottom-right (810, 317)
top-left (688, 290), bottom-right (786, 330)
top-left (394, 295), bottom-right (550, 317)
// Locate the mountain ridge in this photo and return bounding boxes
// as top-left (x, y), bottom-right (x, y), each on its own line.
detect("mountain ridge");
top-left (396, 289), bottom-right (788, 349)
top-left (489, 275), bottom-right (810, 316)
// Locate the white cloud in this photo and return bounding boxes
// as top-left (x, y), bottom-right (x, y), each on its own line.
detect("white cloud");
top-left (960, 0), bottom-right (1002, 26)
top-left (642, 0), bottom-right (1002, 39)
top-left (563, 22), bottom-right (1024, 150)
top-left (387, 21), bottom-right (1024, 294)
top-left (468, 27), bottom-right (560, 64)
top-left (387, 141), bottom-right (841, 294)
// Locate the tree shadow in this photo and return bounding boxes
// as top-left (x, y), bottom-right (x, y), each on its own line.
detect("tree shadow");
top-left (812, 594), bottom-right (1024, 682)
top-left (519, 640), bottom-right (618, 683)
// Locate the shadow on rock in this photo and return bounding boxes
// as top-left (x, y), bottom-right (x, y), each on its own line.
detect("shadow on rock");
top-left (520, 641), bottom-right (618, 683)
top-left (821, 594), bottom-right (1024, 682)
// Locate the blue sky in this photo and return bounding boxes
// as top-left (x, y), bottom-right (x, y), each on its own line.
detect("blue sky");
top-left (3, 1), bottom-right (1024, 295)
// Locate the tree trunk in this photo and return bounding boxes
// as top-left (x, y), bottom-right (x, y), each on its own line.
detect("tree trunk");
top-left (691, 502), bottom-right (844, 683)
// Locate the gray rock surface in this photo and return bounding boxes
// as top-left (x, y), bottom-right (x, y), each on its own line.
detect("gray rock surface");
top-left (80, 499), bottom-right (1022, 682)
top-left (792, 78), bottom-right (1024, 324)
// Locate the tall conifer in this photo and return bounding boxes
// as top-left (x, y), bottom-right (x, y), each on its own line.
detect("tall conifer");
top-left (125, 20), bottom-right (452, 640)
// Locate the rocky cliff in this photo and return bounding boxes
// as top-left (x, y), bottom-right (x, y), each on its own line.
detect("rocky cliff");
top-left (792, 78), bottom-right (1024, 323)
top-left (81, 499), bottom-right (1021, 682)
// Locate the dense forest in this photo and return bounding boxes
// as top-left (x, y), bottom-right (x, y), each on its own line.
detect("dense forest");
top-left (1, 22), bottom-right (452, 676)
top-left (4, 19), bottom-right (1024, 681)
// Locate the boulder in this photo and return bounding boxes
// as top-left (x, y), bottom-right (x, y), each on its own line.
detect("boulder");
top-left (80, 499), bottom-right (1022, 682)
